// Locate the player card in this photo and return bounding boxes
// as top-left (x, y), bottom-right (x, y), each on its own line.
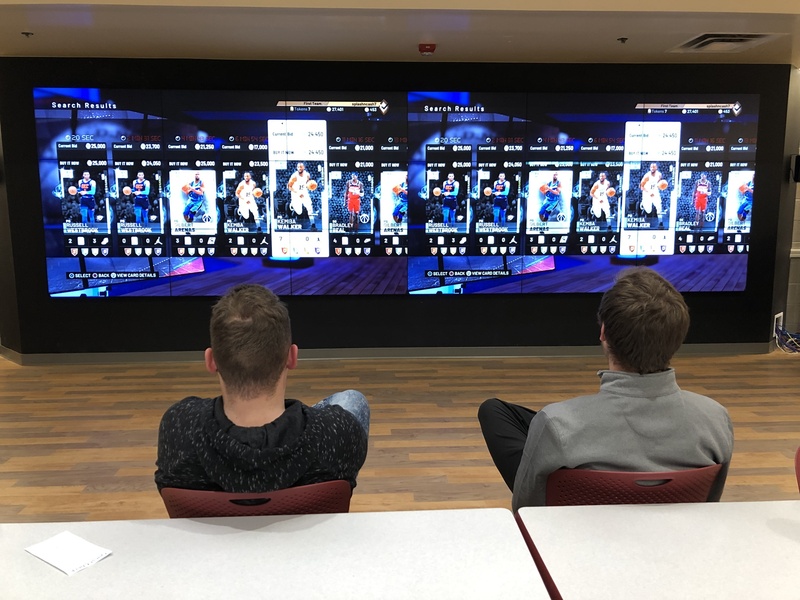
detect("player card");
top-left (526, 169), bottom-right (574, 234)
top-left (268, 119), bottom-right (329, 258)
top-left (724, 170), bottom-right (754, 233)
top-left (674, 168), bottom-right (722, 233)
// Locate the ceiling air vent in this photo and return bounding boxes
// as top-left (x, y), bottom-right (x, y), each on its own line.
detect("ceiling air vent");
top-left (671, 33), bottom-right (777, 54)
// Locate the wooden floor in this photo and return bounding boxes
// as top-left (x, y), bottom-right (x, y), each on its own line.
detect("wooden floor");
top-left (0, 351), bottom-right (798, 522)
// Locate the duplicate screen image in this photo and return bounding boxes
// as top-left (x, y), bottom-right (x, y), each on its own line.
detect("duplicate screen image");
top-left (35, 88), bottom-right (758, 297)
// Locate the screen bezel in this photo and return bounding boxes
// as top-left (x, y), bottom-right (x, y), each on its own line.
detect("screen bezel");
top-left (0, 58), bottom-right (794, 354)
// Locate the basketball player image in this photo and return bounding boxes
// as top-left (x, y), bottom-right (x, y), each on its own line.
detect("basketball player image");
top-left (639, 162), bottom-right (665, 228)
top-left (183, 172), bottom-right (206, 222)
top-left (693, 172), bottom-right (711, 229)
top-left (441, 173), bottom-right (460, 224)
top-left (539, 172), bottom-right (562, 222)
top-left (492, 172), bottom-right (510, 224)
top-left (345, 172), bottom-right (365, 230)
top-left (78, 171), bottom-right (97, 224)
top-left (737, 179), bottom-right (754, 222)
top-left (288, 162), bottom-right (314, 223)
top-left (132, 171), bottom-right (151, 225)
top-left (590, 172), bottom-right (613, 227)
top-left (236, 171), bottom-right (260, 226)
top-left (392, 176), bottom-right (408, 223)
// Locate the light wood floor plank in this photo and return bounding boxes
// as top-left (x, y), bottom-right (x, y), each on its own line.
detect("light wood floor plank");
top-left (1, 352), bottom-right (799, 522)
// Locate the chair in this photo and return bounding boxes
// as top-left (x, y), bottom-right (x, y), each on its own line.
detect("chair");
top-left (795, 447), bottom-right (800, 493)
top-left (545, 463), bottom-right (723, 506)
top-left (160, 480), bottom-right (352, 518)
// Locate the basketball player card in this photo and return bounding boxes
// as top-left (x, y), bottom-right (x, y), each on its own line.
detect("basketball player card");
top-left (527, 169), bottom-right (574, 235)
top-left (268, 119), bottom-right (329, 258)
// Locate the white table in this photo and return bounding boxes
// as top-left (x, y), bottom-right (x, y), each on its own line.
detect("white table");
top-left (1, 508), bottom-right (547, 599)
top-left (518, 500), bottom-right (800, 599)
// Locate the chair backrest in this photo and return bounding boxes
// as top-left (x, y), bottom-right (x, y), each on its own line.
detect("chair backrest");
top-left (795, 447), bottom-right (800, 493)
top-left (160, 480), bottom-right (353, 518)
top-left (545, 464), bottom-right (723, 506)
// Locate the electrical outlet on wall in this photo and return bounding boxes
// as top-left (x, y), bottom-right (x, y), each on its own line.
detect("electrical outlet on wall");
top-left (773, 312), bottom-right (784, 338)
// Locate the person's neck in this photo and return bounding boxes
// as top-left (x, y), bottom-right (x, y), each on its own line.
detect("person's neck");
top-left (221, 387), bottom-right (287, 427)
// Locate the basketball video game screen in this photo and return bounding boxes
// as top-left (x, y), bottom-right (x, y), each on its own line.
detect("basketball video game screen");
top-left (35, 87), bottom-right (758, 297)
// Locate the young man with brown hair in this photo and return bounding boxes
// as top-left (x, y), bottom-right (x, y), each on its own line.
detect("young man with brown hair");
top-left (478, 267), bottom-right (733, 509)
top-left (155, 284), bottom-right (369, 492)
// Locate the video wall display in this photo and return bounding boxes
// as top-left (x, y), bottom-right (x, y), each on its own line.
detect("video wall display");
top-left (35, 88), bottom-right (758, 297)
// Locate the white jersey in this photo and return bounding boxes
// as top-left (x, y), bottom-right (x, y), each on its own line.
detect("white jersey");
top-left (591, 179), bottom-right (611, 219)
top-left (640, 171), bottom-right (662, 215)
top-left (237, 179), bottom-right (259, 220)
top-left (289, 170), bottom-right (313, 215)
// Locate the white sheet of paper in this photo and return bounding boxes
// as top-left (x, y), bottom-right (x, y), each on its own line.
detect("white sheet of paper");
top-left (25, 531), bottom-right (112, 576)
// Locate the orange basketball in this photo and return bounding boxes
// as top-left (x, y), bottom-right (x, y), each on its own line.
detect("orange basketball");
top-left (539, 184), bottom-right (549, 194)
top-left (181, 183), bottom-right (192, 194)
top-left (738, 183), bottom-right (750, 193)
top-left (483, 186), bottom-right (492, 196)
top-left (606, 188), bottom-right (616, 197)
top-left (253, 187), bottom-right (263, 198)
top-left (433, 186), bottom-right (442, 197)
top-left (67, 186), bottom-right (78, 196)
top-left (307, 180), bottom-right (318, 191)
top-left (122, 186), bottom-right (132, 196)
top-left (658, 180), bottom-right (668, 190)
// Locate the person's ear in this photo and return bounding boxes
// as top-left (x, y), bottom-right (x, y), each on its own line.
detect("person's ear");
top-left (286, 344), bottom-right (299, 371)
top-left (204, 347), bottom-right (217, 374)
top-left (599, 323), bottom-right (606, 343)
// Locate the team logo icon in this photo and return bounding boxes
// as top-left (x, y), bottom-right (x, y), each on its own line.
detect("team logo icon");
top-left (364, 248), bottom-right (371, 255)
top-left (71, 248), bottom-right (79, 256)
top-left (480, 247), bottom-right (487, 255)
top-left (459, 247), bottom-right (466, 255)
top-left (559, 246), bottom-right (566, 254)
top-left (335, 248), bottom-right (342, 256)
top-left (355, 248), bottom-right (362, 256)
top-left (581, 246), bottom-right (588, 254)
top-left (155, 248), bottom-right (162, 256)
top-left (531, 247), bottom-right (538, 254)
top-left (145, 248), bottom-right (152, 256)
top-left (231, 248), bottom-right (238, 256)
top-left (509, 247), bottom-right (516, 255)
top-left (101, 248), bottom-right (109, 256)
top-left (680, 246), bottom-right (687, 253)
top-left (177, 248), bottom-right (184, 256)
top-left (208, 248), bottom-right (215, 256)
top-left (431, 247), bottom-right (437, 255)
top-left (81, 248), bottom-right (89, 256)
top-left (198, 248), bottom-right (205, 256)
top-left (386, 248), bottom-right (392, 255)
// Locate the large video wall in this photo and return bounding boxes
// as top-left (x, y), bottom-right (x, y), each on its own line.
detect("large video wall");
top-left (0, 59), bottom-right (796, 354)
top-left (37, 88), bottom-right (757, 297)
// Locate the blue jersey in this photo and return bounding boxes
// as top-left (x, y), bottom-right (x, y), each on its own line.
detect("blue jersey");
top-left (442, 180), bottom-right (458, 209)
top-left (133, 179), bottom-right (150, 207)
top-left (493, 180), bottom-right (509, 208)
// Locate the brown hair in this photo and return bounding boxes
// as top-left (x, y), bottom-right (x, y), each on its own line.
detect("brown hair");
top-left (597, 268), bottom-right (689, 374)
top-left (210, 284), bottom-right (292, 398)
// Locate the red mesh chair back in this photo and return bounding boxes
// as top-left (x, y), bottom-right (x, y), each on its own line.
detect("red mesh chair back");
top-left (795, 447), bottom-right (800, 493)
top-left (545, 464), bottom-right (723, 506)
top-left (160, 480), bottom-right (352, 518)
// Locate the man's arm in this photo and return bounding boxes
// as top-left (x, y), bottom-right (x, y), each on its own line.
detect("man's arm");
top-left (511, 410), bottom-right (565, 510)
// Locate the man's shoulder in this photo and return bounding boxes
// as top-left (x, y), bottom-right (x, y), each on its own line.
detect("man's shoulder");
top-left (161, 396), bottom-right (215, 423)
